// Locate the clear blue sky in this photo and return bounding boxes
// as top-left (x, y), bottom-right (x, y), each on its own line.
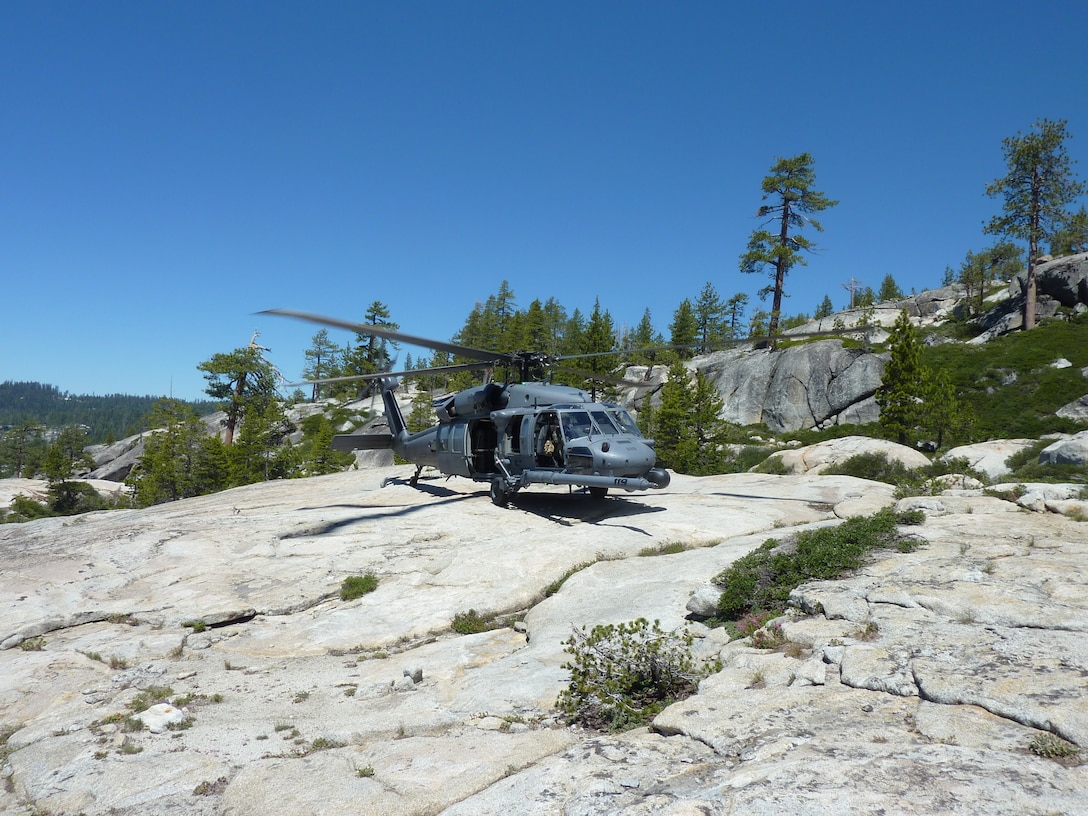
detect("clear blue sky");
top-left (3, 1), bottom-right (1087, 401)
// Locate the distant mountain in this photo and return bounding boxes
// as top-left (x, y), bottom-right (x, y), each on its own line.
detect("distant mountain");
top-left (0, 381), bottom-right (217, 444)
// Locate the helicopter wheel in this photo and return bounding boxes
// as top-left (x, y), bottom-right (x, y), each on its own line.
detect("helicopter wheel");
top-left (588, 487), bottom-right (609, 499)
top-left (490, 478), bottom-right (510, 508)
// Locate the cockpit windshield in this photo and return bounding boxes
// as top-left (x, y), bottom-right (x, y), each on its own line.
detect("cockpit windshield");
top-left (589, 410), bottom-right (620, 434)
top-left (559, 410), bottom-right (595, 440)
top-left (608, 408), bottom-right (641, 436)
top-left (558, 408), bottom-right (634, 439)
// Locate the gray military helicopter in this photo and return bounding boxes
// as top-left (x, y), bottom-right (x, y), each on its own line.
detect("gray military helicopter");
top-left (262, 309), bottom-right (670, 506)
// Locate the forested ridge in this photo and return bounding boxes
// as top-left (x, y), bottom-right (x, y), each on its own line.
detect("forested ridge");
top-left (0, 381), bottom-right (216, 444)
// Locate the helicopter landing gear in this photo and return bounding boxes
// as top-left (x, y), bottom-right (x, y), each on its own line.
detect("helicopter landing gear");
top-left (409, 465), bottom-right (422, 487)
top-left (588, 486), bottom-right (609, 500)
top-left (490, 478), bottom-right (511, 508)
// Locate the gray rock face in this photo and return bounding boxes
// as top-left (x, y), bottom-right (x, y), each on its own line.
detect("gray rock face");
top-left (1057, 394), bottom-right (1088, 422)
top-left (974, 252), bottom-right (1088, 342)
top-left (1039, 430), bottom-right (1088, 466)
top-left (2, 467), bottom-right (1085, 815)
top-left (696, 340), bottom-right (885, 432)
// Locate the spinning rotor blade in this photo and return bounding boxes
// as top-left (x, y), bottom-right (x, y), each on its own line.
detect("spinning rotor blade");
top-left (554, 366), bottom-right (655, 389)
top-left (282, 361), bottom-right (493, 389)
top-left (260, 308), bottom-right (513, 365)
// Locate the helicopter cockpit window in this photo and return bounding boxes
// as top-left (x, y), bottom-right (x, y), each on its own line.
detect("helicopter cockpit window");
top-left (608, 408), bottom-right (641, 436)
top-left (559, 411), bottom-right (594, 440)
top-left (589, 410), bottom-right (620, 434)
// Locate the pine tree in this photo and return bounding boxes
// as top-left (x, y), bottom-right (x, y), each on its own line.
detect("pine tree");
top-left (0, 421), bottom-right (46, 478)
top-left (814, 294), bottom-right (834, 320)
top-left (198, 345), bottom-right (280, 446)
top-left (302, 329), bottom-right (339, 401)
top-left (724, 293), bottom-right (749, 337)
top-left (1050, 205), bottom-right (1088, 256)
top-left (922, 368), bottom-right (971, 449)
top-left (407, 386), bottom-right (436, 433)
top-left (294, 414), bottom-right (356, 476)
top-left (694, 282), bottom-right (726, 353)
top-left (642, 361), bottom-right (729, 475)
top-left (985, 118), bottom-right (1086, 330)
top-left (877, 274), bottom-right (904, 302)
top-left (669, 299), bottom-right (698, 357)
top-left (740, 153), bottom-right (838, 336)
top-left (126, 399), bottom-right (218, 506)
top-left (579, 299), bottom-right (617, 396)
top-left (875, 311), bottom-right (927, 445)
top-left (228, 398), bottom-right (294, 484)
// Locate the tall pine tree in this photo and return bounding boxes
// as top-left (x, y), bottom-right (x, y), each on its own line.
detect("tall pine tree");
top-left (875, 311), bottom-right (927, 445)
top-left (985, 119), bottom-right (1085, 330)
top-left (740, 153), bottom-right (838, 336)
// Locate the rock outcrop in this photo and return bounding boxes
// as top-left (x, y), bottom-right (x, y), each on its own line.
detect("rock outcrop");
top-left (691, 340), bottom-right (884, 432)
top-left (972, 252), bottom-right (1088, 342)
top-left (762, 435), bottom-right (931, 474)
top-left (2, 466), bottom-right (1085, 815)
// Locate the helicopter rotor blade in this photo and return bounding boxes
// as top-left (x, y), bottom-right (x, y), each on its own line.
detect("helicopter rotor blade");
top-left (282, 361), bottom-right (494, 389)
top-left (259, 308), bottom-right (514, 365)
top-left (552, 365), bottom-right (657, 389)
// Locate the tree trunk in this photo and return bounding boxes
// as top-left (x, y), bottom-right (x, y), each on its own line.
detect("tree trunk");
top-left (1024, 166), bottom-right (1041, 331)
top-left (769, 202), bottom-right (791, 337)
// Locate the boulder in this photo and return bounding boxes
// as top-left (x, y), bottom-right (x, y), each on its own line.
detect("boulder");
top-left (1056, 394), bottom-right (1088, 423)
top-left (1039, 430), bottom-right (1088, 467)
top-left (761, 435), bottom-right (931, 475)
top-left (941, 439), bottom-right (1037, 480)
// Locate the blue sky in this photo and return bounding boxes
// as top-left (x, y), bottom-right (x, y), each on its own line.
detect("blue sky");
top-left (3, 2), bottom-right (1087, 401)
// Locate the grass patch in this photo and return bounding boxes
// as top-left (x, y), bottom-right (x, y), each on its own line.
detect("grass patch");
top-left (128, 686), bottom-right (173, 713)
top-left (922, 314), bottom-right (1088, 440)
top-left (712, 507), bottom-right (925, 619)
top-left (340, 573), bottom-right (379, 601)
top-left (638, 541), bottom-right (690, 557)
top-left (451, 609), bottom-right (502, 635)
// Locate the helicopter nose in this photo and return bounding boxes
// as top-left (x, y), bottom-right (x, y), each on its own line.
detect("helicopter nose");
top-left (595, 437), bottom-right (657, 475)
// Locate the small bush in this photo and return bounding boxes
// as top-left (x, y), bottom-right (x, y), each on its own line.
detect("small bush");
top-left (128, 686), bottom-right (173, 713)
top-left (824, 451), bottom-right (914, 484)
top-left (1029, 732), bottom-right (1081, 761)
top-left (557, 618), bottom-right (718, 731)
top-left (451, 609), bottom-right (500, 634)
top-left (340, 573), bottom-right (379, 601)
top-left (19, 636), bottom-right (46, 651)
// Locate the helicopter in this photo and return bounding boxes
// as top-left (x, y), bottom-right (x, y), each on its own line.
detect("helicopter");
top-left (261, 309), bottom-right (670, 507)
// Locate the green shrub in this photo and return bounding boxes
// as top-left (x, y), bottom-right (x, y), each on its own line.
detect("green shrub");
top-left (751, 455), bottom-right (789, 475)
top-left (451, 609), bottom-right (500, 634)
top-left (1029, 732), bottom-right (1081, 760)
top-left (557, 618), bottom-right (717, 731)
top-left (724, 445), bottom-right (777, 473)
top-left (713, 508), bottom-right (924, 619)
top-left (823, 451), bottom-right (915, 484)
top-left (340, 573), bottom-right (379, 601)
top-left (128, 686), bottom-right (173, 713)
top-left (1003, 440), bottom-right (1087, 484)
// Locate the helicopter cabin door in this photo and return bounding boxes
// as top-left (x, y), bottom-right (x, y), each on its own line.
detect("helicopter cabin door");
top-left (468, 419), bottom-right (499, 476)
